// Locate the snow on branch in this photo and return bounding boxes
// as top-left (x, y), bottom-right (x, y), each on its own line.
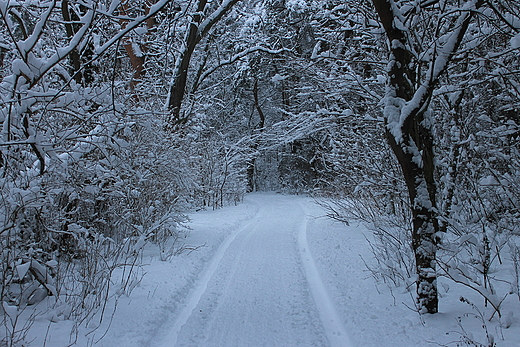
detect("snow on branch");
top-left (92, 0), bottom-right (172, 63)
top-left (195, 47), bottom-right (291, 91)
top-left (386, 0), bottom-right (480, 142)
top-left (196, 0), bottom-right (242, 42)
top-left (16, 0), bottom-right (56, 61)
top-left (29, 9), bottom-right (95, 87)
top-left (259, 109), bottom-right (354, 150)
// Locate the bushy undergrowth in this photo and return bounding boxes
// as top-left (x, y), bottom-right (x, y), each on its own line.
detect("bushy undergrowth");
top-left (0, 112), bottom-right (193, 345)
top-left (318, 121), bottom-right (520, 341)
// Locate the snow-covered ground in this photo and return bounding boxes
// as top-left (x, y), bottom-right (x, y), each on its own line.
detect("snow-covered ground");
top-left (23, 193), bottom-right (520, 346)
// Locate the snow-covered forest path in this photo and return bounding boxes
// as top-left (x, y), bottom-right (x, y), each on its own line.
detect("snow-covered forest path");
top-left (89, 193), bottom-right (518, 347)
top-left (156, 194), bottom-right (352, 347)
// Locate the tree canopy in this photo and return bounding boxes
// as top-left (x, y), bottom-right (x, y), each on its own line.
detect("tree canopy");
top-left (1, 0), bottom-right (520, 342)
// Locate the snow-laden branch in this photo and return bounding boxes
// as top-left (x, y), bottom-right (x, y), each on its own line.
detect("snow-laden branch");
top-left (387, 0), bottom-right (480, 143)
top-left (486, 0), bottom-right (520, 32)
top-left (29, 8), bottom-right (95, 87)
top-left (31, 0), bottom-right (171, 88)
top-left (16, 0), bottom-right (56, 61)
top-left (258, 109), bottom-right (356, 151)
top-left (196, 0), bottom-right (242, 43)
top-left (194, 46), bottom-right (290, 92)
top-left (0, 1), bottom-right (26, 60)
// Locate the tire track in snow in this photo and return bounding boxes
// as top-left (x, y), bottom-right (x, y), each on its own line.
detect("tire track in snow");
top-left (158, 201), bottom-right (264, 347)
top-left (297, 201), bottom-right (355, 347)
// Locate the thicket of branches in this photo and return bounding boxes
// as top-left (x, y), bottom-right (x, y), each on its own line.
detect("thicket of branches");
top-left (1, 0), bottom-right (520, 345)
top-left (0, 0), bottom-right (254, 344)
top-left (312, 0), bottom-right (520, 322)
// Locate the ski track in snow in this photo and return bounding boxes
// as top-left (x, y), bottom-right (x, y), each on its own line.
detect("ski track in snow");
top-left (297, 202), bottom-right (354, 347)
top-left (156, 194), bottom-right (350, 347)
top-left (157, 198), bottom-right (266, 347)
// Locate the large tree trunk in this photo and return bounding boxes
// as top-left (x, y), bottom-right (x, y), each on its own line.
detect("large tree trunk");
top-left (372, 0), bottom-right (438, 313)
top-left (247, 78), bottom-right (266, 192)
top-left (386, 111), bottom-right (439, 313)
top-left (372, 0), bottom-right (479, 313)
top-left (168, 0), bottom-right (208, 124)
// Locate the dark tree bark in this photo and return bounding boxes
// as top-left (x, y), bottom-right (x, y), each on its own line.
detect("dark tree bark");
top-left (246, 78), bottom-right (266, 192)
top-left (61, 0), bottom-right (96, 85)
top-left (372, 0), bottom-right (479, 313)
top-left (167, 0), bottom-right (208, 124)
top-left (167, 0), bottom-right (241, 126)
top-left (253, 78), bottom-right (265, 129)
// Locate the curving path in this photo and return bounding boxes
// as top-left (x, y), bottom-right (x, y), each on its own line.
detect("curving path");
top-left (156, 194), bottom-right (353, 347)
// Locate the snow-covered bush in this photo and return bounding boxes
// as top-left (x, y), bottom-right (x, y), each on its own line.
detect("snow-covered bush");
top-left (316, 123), bottom-right (416, 290)
top-left (0, 0), bottom-right (192, 344)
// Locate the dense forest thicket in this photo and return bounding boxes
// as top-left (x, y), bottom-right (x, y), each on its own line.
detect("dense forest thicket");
top-left (1, 0), bottom-right (519, 344)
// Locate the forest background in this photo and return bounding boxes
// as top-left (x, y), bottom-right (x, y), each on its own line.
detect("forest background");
top-left (1, 0), bottom-right (520, 345)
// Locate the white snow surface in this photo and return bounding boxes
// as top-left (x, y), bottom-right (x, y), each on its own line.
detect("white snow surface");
top-left (23, 193), bottom-right (520, 346)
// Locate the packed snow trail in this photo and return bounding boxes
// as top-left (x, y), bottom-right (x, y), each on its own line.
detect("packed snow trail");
top-left (297, 202), bottom-right (353, 347)
top-left (24, 195), bottom-right (520, 347)
top-left (156, 194), bottom-right (353, 347)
